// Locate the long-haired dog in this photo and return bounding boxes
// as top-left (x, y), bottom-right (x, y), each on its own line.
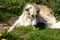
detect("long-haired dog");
top-left (8, 3), bottom-right (60, 32)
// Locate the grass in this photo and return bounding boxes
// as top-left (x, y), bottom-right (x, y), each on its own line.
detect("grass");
top-left (0, 25), bottom-right (60, 40)
top-left (6, 26), bottom-right (60, 40)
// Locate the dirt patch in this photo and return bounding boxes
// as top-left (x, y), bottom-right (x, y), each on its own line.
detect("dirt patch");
top-left (0, 16), bottom-right (19, 33)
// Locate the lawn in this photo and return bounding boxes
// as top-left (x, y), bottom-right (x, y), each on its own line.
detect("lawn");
top-left (1, 26), bottom-right (60, 40)
top-left (12, 26), bottom-right (60, 40)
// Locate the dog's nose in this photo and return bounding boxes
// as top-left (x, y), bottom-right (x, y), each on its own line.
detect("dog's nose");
top-left (31, 15), bottom-right (34, 18)
top-left (25, 9), bottom-right (29, 11)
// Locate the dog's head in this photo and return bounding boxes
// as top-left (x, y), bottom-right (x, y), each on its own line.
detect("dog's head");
top-left (23, 3), bottom-right (39, 20)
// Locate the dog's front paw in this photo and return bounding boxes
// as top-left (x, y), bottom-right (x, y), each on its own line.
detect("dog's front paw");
top-left (8, 27), bottom-right (14, 32)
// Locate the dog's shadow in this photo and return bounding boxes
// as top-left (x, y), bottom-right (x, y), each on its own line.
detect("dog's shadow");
top-left (35, 22), bottom-right (47, 30)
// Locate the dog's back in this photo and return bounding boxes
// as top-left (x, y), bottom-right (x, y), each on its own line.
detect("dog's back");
top-left (37, 5), bottom-right (56, 25)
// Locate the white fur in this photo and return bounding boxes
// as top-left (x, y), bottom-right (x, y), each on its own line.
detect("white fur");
top-left (32, 17), bottom-right (37, 25)
top-left (8, 13), bottom-right (32, 32)
top-left (47, 22), bottom-right (60, 29)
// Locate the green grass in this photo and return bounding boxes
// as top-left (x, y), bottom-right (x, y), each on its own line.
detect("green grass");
top-left (7, 26), bottom-right (60, 40)
top-left (1, 26), bottom-right (60, 40)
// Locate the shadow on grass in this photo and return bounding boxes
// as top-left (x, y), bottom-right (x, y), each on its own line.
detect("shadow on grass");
top-left (35, 22), bottom-right (47, 30)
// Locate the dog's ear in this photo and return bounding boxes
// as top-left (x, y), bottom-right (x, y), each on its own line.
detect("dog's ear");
top-left (36, 7), bottom-right (40, 15)
top-left (31, 3), bottom-right (40, 14)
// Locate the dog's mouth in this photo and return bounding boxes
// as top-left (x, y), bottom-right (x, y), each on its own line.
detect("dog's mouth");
top-left (28, 13), bottom-right (37, 21)
top-left (28, 15), bottom-right (34, 20)
top-left (27, 11), bottom-right (34, 20)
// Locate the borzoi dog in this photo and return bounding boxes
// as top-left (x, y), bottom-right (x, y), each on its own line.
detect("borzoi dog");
top-left (8, 3), bottom-right (60, 32)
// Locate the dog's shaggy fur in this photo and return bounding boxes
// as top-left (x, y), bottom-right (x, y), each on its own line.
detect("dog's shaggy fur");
top-left (32, 4), bottom-right (56, 27)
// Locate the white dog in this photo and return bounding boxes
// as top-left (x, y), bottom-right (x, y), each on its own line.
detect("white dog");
top-left (8, 3), bottom-right (60, 32)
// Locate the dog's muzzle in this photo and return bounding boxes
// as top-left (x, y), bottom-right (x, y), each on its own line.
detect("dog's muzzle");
top-left (25, 10), bottom-right (34, 20)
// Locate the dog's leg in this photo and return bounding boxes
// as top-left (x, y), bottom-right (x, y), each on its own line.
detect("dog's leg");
top-left (32, 18), bottom-right (37, 25)
top-left (8, 19), bottom-right (20, 32)
top-left (32, 17), bottom-right (38, 30)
